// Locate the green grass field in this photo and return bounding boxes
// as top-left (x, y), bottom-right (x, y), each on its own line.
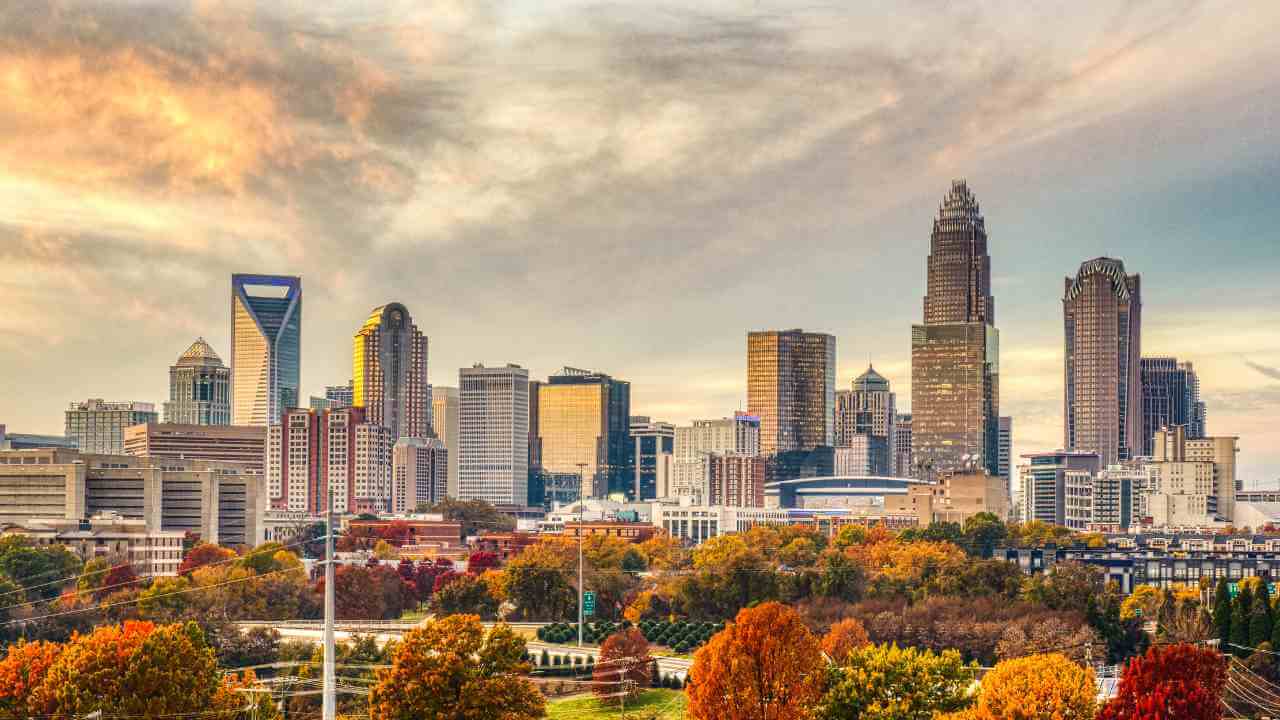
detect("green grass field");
top-left (547, 689), bottom-right (686, 720)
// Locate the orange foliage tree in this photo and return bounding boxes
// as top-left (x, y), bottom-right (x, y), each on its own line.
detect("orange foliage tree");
top-left (942, 653), bottom-right (1095, 720)
top-left (821, 618), bottom-right (871, 662)
top-left (0, 640), bottom-right (63, 719)
top-left (1096, 643), bottom-right (1227, 720)
top-left (593, 627), bottom-right (653, 704)
top-left (686, 601), bottom-right (825, 720)
top-left (368, 614), bottom-right (543, 720)
top-left (178, 542), bottom-right (236, 575)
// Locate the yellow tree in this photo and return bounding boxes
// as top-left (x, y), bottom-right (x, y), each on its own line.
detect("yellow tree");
top-left (942, 653), bottom-right (1095, 720)
top-left (368, 614), bottom-right (543, 720)
top-left (1120, 585), bottom-right (1164, 621)
top-left (0, 640), bottom-right (63, 720)
top-left (686, 601), bottom-right (825, 720)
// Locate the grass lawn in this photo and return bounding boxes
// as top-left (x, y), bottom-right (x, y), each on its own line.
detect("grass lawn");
top-left (547, 689), bottom-right (686, 720)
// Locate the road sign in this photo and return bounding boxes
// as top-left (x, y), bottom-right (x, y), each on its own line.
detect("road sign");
top-left (583, 591), bottom-right (596, 616)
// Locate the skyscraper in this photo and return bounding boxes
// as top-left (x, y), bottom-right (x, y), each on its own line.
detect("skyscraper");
top-left (392, 437), bottom-right (448, 513)
top-left (231, 274), bottom-right (301, 426)
top-left (458, 364), bottom-right (530, 506)
top-left (1063, 257), bottom-right (1142, 467)
top-left (325, 382), bottom-right (354, 409)
top-left (164, 338), bottom-right (231, 425)
top-left (352, 303), bottom-right (430, 441)
top-left (65, 399), bottom-right (158, 455)
top-left (911, 180), bottom-right (1000, 476)
top-left (747, 329), bottom-right (835, 456)
top-left (893, 413), bottom-right (913, 476)
top-left (834, 365), bottom-right (896, 475)
top-left (431, 386), bottom-right (460, 498)
top-left (536, 367), bottom-right (631, 499)
top-left (998, 416), bottom-right (1013, 493)
top-left (1140, 357), bottom-right (1206, 456)
top-left (671, 413), bottom-right (761, 501)
top-left (630, 417), bottom-right (674, 501)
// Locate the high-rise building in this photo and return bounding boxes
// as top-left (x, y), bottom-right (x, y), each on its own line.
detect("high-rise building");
top-left (834, 365), bottom-right (896, 475)
top-left (164, 338), bottom-right (231, 425)
top-left (231, 274), bottom-right (301, 426)
top-left (893, 413), bottom-right (912, 476)
top-left (124, 423), bottom-right (266, 474)
top-left (266, 406), bottom-right (391, 514)
top-left (1018, 450), bottom-right (1101, 526)
top-left (65, 400), bottom-right (158, 455)
top-left (1144, 425), bottom-right (1240, 526)
top-left (1063, 257), bottom-right (1142, 467)
top-left (911, 181), bottom-right (1000, 477)
top-left (431, 386), bottom-right (460, 498)
top-left (458, 364), bottom-right (530, 506)
top-left (392, 437), bottom-right (448, 513)
top-left (671, 413), bottom-right (761, 501)
top-left (536, 367), bottom-right (631, 499)
top-left (747, 329), bottom-right (836, 456)
top-left (630, 417), bottom-right (674, 501)
top-left (1140, 357), bottom-right (1205, 456)
top-left (325, 382), bottom-right (354, 409)
top-left (998, 416), bottom-right (1013, 494)
top-left (833, 435), bottom-right (890, 476)
top-left (707, 454), bottom-right (766, 507)
top-left (352, 303), bottom-right (430, 441)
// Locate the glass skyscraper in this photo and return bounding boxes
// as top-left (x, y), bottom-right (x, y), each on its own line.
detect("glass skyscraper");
top-left (1140, 357), bottom-right (1205, 456)
top-left (230, 274), bottom-right (301, 426)
top-left (535, 367), bottom-right (631, 499)
top-left (747, 329), bottom-right (835, 456)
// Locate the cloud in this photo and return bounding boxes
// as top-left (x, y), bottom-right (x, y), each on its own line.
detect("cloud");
top-left (1245, 360), bottom-right (1280, 382)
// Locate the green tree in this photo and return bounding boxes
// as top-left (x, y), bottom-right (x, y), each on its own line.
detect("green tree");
top-left (431, 574), bottom-right (498, 619)
top-left (816, 643), bottom-right (976, 720)
top-left (426, 498), bottom-right (516, 537)
top-left (1231, 584), bottom-right (1252, 655)
top-left (0, 538), bottom-right (82, 601)
top-left (1213, 578), bottom-right (1232, 642)
top-left (1250, 589), bottom-right (1272, 649)
top-left (1021, 562), bottom-right (1101, 614)
top-left (961, 513), bottom-right (1009, 559)
top-left (813, 549), bottom-right (866, 602)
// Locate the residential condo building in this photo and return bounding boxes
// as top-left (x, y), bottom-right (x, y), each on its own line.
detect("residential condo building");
top-left (353, 303), bottom-right (431, 441)
top-left (267, 407), bottom-right (392, 514)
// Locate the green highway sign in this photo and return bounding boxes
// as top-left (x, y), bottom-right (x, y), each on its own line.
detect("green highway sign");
top-left (583, 591), bottom-right (596, 616)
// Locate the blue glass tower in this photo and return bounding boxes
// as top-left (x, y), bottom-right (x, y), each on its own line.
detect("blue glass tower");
top-left (231, 274), bottom-right (302, 426)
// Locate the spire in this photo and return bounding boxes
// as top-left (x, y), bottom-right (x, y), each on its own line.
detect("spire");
top-left (176, 337), bottom-right (224, 366)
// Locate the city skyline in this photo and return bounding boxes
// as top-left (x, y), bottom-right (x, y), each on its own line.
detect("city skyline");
top-left (2, 2), bottom-right (1279, 484)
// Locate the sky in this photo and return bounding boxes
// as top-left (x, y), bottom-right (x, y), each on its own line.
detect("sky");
top-left (1, 0), bottom-right (1279, 484)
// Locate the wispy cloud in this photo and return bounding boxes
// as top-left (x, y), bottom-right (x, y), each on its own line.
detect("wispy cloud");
top-left (1246, 360), bottom-right (1280, 382)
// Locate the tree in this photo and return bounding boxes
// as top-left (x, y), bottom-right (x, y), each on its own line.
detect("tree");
top-left (637, 531), bottom-right (690, 571)
top-left (678, 534), bottom-right (779, 618)
top-left (817, 643), bottom-right (975, 720)
top-left (1213, 578), bottom-right (1232, 642)
top-left (943, 653), bottom-right (1095, 720)
top-left (961, 513), bottom-right (1008, 558)
top-left (373, 539), bottom-right (398, 561)
top-left (178, 543), bottom-right (236, 575)
top-left (821, 618), bottom-right (870, 662)
top-left (851, 539), bottom-right (967, 599)
top-left (996, 615), bottom-right (1099, 665)
top-left (1021, 562), bottom-right (1101, 614)
top-left (0, 574), bottom-right (25, 636)
top-left (214, 624), bottom-right (280, 670)
top-left (427, 498), bottom-right (515, 537)
top-left (813, 548), bottom-right (866, 602)
top-left (467, 551), bottom-right (500, 575)
top-left (1230, 584), bottom-right (1251, 654)
top-left (1121, 585), bottom-right (1163, 621)
top-left (1250, 588), bottom-right (1273, 649)
top-left (1096, 643), bottom-right (1227, 720)
top-left (96, 563), bottom-right (139, 600)
top-left (321, 564), bottom-right (411, 620)
top-left (0, 538), bottom-right (82, 601)
top-left (431, 573), bottom-right (498, 619)
top-left (686, 602), bottom-right (824, 720)
top-left (368, 615), bottom-right (543, 720)
top-left (0, 640), bottom-right (63, 719)
top-left (593, 627), bottom-right (652, 704)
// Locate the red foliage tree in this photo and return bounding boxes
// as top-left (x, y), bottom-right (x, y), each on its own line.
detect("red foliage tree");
top-left (466, 551), bottom-right (500, 575)
top-left (1097, 643), bottom-right (1227, 720)
top-left (397, 558), bottom-right (416, 582)
top-left (592, 627), bottom-right (652, 704)
top-left (433, 569), bottom-right (461, 594)
top-left (378, 520), bottom-right (413, 547)
top-left (95, 564), bottom-right (139, 599)
top-left (177, 543), bottom-right (236, 575)
top-left (318, 564), bottom-right (415, 620)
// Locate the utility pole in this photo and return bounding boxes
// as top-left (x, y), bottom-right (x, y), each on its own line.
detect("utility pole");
top-left (322, 491), bottom-right (336, 720)
top-left (576, 462), bottom-right (587, 648)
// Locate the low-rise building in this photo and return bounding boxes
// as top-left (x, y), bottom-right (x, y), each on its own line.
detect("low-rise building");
top-left (1, 512), bottom-right (185, 576)
top-left (123, 423), bottom-right (266, 473)
top-left (562, 521), bottom-right (657, 543)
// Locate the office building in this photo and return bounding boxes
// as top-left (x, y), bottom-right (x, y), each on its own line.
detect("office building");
top-left (325, 382), bottom-right (354, 409)
top-left (1140, 357), bottom-right (1206, 456)
top-left (266, 407), bottom-right (392, 514)
top-left (833, 435), bottom-right (890, 476)
top-left (893, 414), bottom-right (912, 477)
top-left (911, 180), bottom-right (1000, 476)
top-left (630, 417), bottom-right (674, 501)
top-left (431, 386), bottom-right (460, 497)
top-left (1018, 451), bottom-right (1102, 526)
top-left (164, 338), bottom-right (231, 425)
top-left (834, 365), bottom-right (896, 475)
top-left (352, 303), bottom-right (431, 441)
top-left (2, 512), bottom-right (185, 577)
top-left (392, 437), bottom-right (448, 513)
top-left (1144, 425), bottom-right (1239, 527)
top-left (458, 364), bottom-right (530, 506)
top-left (1063, 257), bottom-right (1142, 466)
top-left (65, 400), bottom-right (158, 455)
top-left (535, 367), bottom-right (630, 499)
top-left (231, 274), bottom-right (302, 426)
top-left (123, 423), bottom-right (266, 474)
top-left (707, 454), bottom-right (767, 507)
top-left (747, 329), bottom-right (836, 455)
top-left (671, 413), bottom-right (761, 501)
top-left (1091, 464), bottom-right (1146, 531)
top-left (0, 448), bottom-right (263, 546)
top-left (0, 425), bottom-right (77, 450)
top-left (884, 471), bottom-right (1011, 524)
top-left (998, 416), bottom-right (1013, 494)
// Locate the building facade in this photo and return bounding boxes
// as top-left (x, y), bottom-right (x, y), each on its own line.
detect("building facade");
top-left (352, 303), bottom-right (431, 441)
top-left (1063, 257), bottom-right (1142, 467)
top-left (630, 417), bottom-right (674, 501)
top-left (1144, 425), bottom-right (1239, 526)
top-left (998, 416), bottom-right (1013, 497)
top-left (833, 435), bottom-right (890, 477)
top-left (325, 382), bottom-right (354, 409)
top-left (834, 366), bottom-right (896, 476)
top-left (392, 437), bottom-right (448, 513)
top-left (231, 274), bottom-right (302, 426)
top-left (1018, 451), bottom-right (1102, 526)
top-left (65, 400), bottom-right (158, 455)
top-left (1140, 357), bottom-right (1206, 456)
top-left (747, 329), bottom-right (835, 456)
top-left (911, 180), bottom-right (1000, 477)
top-left (458, 364), bottom-right (530, 506)
top-left (671, 414), bottom-right (761, 502)
top-left (266, 407), bottom-right (392, 514)
top-left (164, 338), bottom-right (231, 425)
top-left (2, 512), bottom-right (185, 577)
top-left (707, 454), bottom-right (767, 507)
top-left (123, 423), bottom-right (266, 474)
top-left (893, 413), bottom-right (913, 477)
top-left (431, 386), bottom-right (460, 498)
top-left (535, 367), bottom-right (631, 499)
top-left (0, 425), bottom-right (77, 450)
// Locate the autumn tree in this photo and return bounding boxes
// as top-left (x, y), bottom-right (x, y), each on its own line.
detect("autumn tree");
top-left (996, 615), bottom-right (1099, 665)
top-left (1096, 643), bottom-right (1227, 720)
top-left (592, 627), bottom-right (652, 704)
top-left (431, 573), bottom-right (498, 619)
top-left (686, 602), bottom-right (825, 720)
top-left (820, 618), bottom-right (870, 662)
top-left (95, 563), bottom-right (139, 600)
top-left (368, 615), bottom-right (543, 720)
top-left (816, 643), bottom-right (975, 720)
top-left (322, 564), bottom-right (413, 620)
top-left (678, 534), bottom-right (780, 619)
top-left (942, 653), bottom-right (1095, 720)
top-left (0, 640), bottom-right (63, 719)
top-left (467, 551), bottom-right (500, 575)
top-left (961, 512), bottom-right (1009, 558)
top-left (427, 498), bottom-right (516, 537)
top-left (1020, 562), bottom-right (1102, 614)
top-left (178, 543), bottom-right (236, 575)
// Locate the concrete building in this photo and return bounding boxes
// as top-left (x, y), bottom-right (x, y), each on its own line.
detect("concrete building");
top-left (1063, 257), bottom-right (1142, 466)
top-left (2, 512), bottom-right (185, 577)
top-left (267, 407), bottom-right (392, 514)
top-left (1018, 451), bottom-right (1102, 526)
top-left (1140, 357), bottom-right (1206, 456)
top-left (325, 382), bottom-right (354, 409)
top-left (431, 386), bottom-right (460, 497)
top-left (671, 414), bottom-right (760, 501)
top-left (1144, 425), bottom-right (1239, 527)
top-left (230, 274), bottom-right (302, 427)
top-left (833, 435), bottom-right (890, 477)
top-left (0, 425), bottom-right (77, 450)
top-left (392, 437), bottom-right (448, 513)
top-left (458, 364), bottom-right (530, 506)
top-left (630, 417), bottom-right (674, 501)
top-left (164, 338), bottom-right (231, 425)
top-left (747, 329), bottom-right (836, 455)
top-left (911, 180), bottom-right (1000, 478)
top-left (534, 367), bottom-right (630, 499)
top-left (707, 454), bottom-right (767, 508)
top-left (883, 471), bottom-right (1011, 524)
top-left (834, 366), bottom-right (896, 476)
top-left (0, 448), bottom-right (263, 546)
top-left (893, 413), bottom-right (913, 477)
top-left (124, 423), bottom-right (266, 474)
top-left (353, 303), bottom-right (431, 441)
top-left (998, 416), bottom-right (1013, 495)
top-left (650, 503), bottom-right (791, 545)
top-left (65, 399), bottom-right (158, 455)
